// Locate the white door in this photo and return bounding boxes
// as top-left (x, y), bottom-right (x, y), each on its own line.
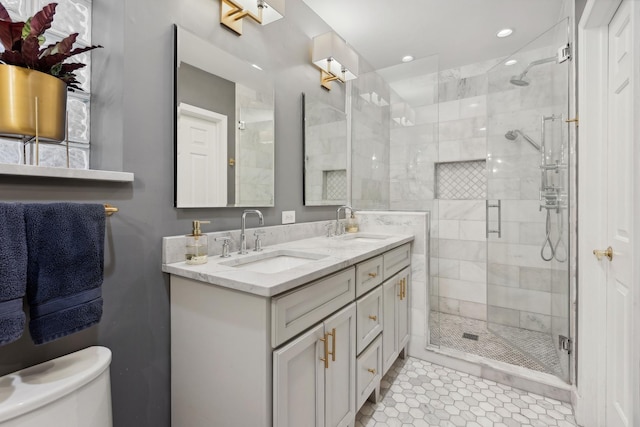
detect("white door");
top-left (273, 324), bottom-right (325, 427)
top-left (176, 103), bottom-right (228, 207)
top-left (605, 2), bottom-right (634, 425)
top-left (324, 303), bottom-right (356, 427)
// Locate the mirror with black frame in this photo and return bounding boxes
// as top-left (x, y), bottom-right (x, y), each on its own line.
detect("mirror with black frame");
top-left (302, 93), bottom-right (348, 206)
top-left (174, 25), bottom-right (275, 208)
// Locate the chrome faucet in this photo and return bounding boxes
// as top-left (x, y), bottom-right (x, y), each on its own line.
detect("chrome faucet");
top-left (335, 205), bottom-right (353, 236)
top-left (240, 209), bottom-right (264, 254)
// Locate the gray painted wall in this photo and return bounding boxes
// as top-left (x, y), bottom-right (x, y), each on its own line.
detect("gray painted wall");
top-left (0, 1), bottom-right (347, 426)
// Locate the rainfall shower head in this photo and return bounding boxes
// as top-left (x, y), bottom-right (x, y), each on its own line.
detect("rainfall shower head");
top-left (509, 55), bottom-right (557, 87)
top-left (504, 129), bottom-right (541, 151)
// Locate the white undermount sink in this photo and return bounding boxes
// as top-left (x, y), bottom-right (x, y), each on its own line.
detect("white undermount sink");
top-left (338, 233), bottom-right (393, 243)
top-left (220, 250), bottom-right (329, 274)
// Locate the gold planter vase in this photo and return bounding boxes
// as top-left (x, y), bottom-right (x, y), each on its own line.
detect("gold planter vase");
top-left (0, 64), bottom-right (67, 141)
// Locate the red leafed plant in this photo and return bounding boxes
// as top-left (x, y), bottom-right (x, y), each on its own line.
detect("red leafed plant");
top-left (0, 2), bottom-right (102, 91)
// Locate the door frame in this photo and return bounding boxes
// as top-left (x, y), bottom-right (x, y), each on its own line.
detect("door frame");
top-left (576, 0), bottom-right (640, 425)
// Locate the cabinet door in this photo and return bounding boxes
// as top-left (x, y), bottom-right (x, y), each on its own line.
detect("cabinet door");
top-left (324, 303), bottom-right (356, 427)
top-left (382, 277), bottom-right (399, 375)
top-left (273, 324), bottom-right (325, 427)
top-left (397, 268), bottom-right (410, 352)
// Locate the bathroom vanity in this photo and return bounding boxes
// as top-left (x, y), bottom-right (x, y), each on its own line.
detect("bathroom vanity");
top-left (164, 232), bottom-right (413, 427)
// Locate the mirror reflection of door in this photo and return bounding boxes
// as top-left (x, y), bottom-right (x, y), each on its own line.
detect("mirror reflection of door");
top-left (177, 103), bottom-right (227, 207)
top-left (174, 25), bottom-right (275, 208)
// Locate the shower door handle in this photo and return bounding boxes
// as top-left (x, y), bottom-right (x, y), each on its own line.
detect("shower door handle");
top-left (486, 200), bottom-right (502, 238)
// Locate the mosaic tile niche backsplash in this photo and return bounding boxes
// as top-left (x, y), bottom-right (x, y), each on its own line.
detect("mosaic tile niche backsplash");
top-left (0, 0), bottom-right (93, 169)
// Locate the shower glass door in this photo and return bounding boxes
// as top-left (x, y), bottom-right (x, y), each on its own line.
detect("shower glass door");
top-left (486, 19), bottom-right (571, 381)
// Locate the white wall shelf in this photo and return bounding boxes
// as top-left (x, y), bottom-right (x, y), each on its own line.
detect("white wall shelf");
top-left (0, 164), bottom-right (134, 182)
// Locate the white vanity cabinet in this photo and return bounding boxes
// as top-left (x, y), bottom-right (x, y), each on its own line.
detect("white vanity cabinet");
top-left (168, 238), bottom-right (412, 427)
top-left (273, 303), bottom-right (356, 427)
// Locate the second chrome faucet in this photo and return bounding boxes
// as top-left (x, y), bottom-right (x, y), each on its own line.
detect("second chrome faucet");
top-left (240, 209), bottom-right (264, 254)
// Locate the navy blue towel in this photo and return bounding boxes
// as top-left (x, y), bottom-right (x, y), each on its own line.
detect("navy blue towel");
top-left (0, 203), bottom-right (27, 346)
top-left (24, 203), bottom-right (105, 345)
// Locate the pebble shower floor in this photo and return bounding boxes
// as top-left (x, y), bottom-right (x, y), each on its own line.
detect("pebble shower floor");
top-left (355, 356), bottom-right (578, 427)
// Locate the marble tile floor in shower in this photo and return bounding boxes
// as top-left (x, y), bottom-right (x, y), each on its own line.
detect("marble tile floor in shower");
top-left (355, 356), bottom-right (578, 427)
top-left (429, 312), bottom-right (564, 377)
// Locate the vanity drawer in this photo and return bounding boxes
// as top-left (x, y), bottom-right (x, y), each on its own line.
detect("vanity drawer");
top-left (355, 255), bottom-right (383, 297)
top-left (271, 267), bottom-right (356, 348)
top-left (383, 243), bottom-right (411, 280)
top-left (356, 286), bottom-right (382, 354)
top-left (356, 334), bottom-right (382, 410)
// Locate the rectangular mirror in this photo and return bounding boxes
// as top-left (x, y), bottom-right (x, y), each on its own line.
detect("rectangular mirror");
top-left (302, 93), bottom-right (348, 206)
top-left (174, 25), bottom-right (275, 208)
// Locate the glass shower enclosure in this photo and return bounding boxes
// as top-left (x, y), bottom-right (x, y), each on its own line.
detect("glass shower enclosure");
top-left (485, 18), bottom-right (571, 381)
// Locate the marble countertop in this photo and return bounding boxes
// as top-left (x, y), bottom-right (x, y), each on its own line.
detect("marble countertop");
top-left (162, 232), bottom-right (414, 297)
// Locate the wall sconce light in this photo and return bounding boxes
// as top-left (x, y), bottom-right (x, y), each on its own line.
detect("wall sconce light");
top-left (391, 102), bottom-right (415, 127)
top-left (220, 0), bottom-right (285, 36)
top-left (312, 32), bottom-right (358, 91)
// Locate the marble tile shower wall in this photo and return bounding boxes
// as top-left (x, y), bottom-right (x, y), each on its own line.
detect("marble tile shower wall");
top-left (304, 110), bottom-right (348, 205)
top-left (428, 61), bottom-right (494, 323)
top-left (235, 84), bottom-right (275, 206)
top-left (351, 72), bottom-right (390, 210)
top-left (0, 0), bottom-right (92, 168)
top-left (382, 45), bottom-right (568, 331)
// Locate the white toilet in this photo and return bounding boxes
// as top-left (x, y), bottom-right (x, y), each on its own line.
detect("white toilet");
top-left (0, 346), bottom-right (113, 427)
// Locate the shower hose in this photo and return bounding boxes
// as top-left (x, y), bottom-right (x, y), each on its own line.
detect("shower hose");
top-left (541, 208), bottom-right (567, 262)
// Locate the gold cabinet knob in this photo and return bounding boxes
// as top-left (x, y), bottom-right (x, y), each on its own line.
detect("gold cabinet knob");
top-left (368, 315), bottom-right (377, 321)
top-left (593, 246), bottom-right (613, 261)
top-left (368, 272), bottom-right (378, 278)
top-left (367, 368), bottom-right (376, 374)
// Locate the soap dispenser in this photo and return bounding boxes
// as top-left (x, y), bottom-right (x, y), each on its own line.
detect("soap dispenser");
top-left (346, 212), bottom-right (359, 233)
top-left (186, 220), bottom-right (210, 265)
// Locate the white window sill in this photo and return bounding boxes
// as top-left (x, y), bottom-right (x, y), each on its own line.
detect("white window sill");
top-left (0, 163), bottom-right (134, 182)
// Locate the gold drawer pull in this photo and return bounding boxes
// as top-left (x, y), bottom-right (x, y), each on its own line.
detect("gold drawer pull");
top-left (329, 328), bottom-right (336, 361)
top-left (368, 315), bottom-right (377, 321)
top-left (368, 272), bottom-right (378, 278)
top-left (398, 278), bottom-right (407, 300)
top-left (319, 333), bottom-right (329, 369)
top-left (367, 368), bottom-right (376, 374)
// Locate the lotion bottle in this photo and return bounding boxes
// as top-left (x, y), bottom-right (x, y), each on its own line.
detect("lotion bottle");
top-left (186, 220), bottom-right (210, 265)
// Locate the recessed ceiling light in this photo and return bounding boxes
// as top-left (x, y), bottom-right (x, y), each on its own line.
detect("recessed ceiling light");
top-left (402, 55), bottom-right (414, 63)
top-left (505, 59), bottom-right (518, 66)
top-left (251, 63), bottom-right (263, 70)
top-left (496, 28), bottom-right (513, 38)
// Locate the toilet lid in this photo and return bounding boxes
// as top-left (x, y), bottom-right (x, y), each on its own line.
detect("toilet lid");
top-left (0, 346), bottom-right (111, 422)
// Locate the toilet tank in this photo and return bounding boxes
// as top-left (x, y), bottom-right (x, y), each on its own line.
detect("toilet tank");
top-left (0, 346), bottom-right (112, 427)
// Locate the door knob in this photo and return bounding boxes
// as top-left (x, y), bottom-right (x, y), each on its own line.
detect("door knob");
top-left (593, 246), bottom-right (613, 261)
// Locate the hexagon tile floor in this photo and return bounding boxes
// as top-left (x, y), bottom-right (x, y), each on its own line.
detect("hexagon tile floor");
top-left (355, 356), bottom-right (579, 427)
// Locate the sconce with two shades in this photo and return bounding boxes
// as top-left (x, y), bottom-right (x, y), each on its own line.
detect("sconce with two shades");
top-left (312, 32), bottom-right (359, 91)
top-left (220, 0), bottom-right (285, 35)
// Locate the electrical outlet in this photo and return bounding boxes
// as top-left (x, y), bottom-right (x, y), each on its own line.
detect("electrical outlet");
top-left (282, 210), bottom-right (295, 224)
